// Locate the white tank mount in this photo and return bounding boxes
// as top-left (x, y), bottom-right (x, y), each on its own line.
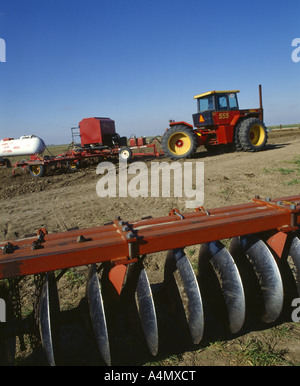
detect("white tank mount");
top-left (0, 135), bottom-right (46, 157)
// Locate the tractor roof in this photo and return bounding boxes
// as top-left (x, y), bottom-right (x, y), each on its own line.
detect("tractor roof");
top-left (194, 90), bottom-right (240, 99)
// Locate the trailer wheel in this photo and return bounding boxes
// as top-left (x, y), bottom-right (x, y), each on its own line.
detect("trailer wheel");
top-left (29, 164), bottom-right (45, 178)
top-left (67, 160), bottom-right (80, 171)
top-left (3, 158), bottom-right (11, 168)
top-left (119, 147), bottom-right (132, 162)
top-left (162, 125), bottom-right (198, 160)
top-left (238, 118), bottom-right (268, 152)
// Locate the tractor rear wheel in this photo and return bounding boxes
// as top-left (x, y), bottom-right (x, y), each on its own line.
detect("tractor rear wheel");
top-left (162, 125), bottom-right (198, 160)
top-left (238, 118), bottom-right (268, 152)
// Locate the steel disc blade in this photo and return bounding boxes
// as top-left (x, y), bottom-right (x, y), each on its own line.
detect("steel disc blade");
top-left (39, 272), bottom-right (58, 366)
top-left (289, 236), bottom-right (300, 296)
top-left (199, 241), bottom-right (245, 334)
top-left (0, 285), bottom-right (16, 365)
top-left (135, 267), bottom-right (158, 356)
top-left (233, 235), bottom-right (284, 323)
top-left (86, 264), bottom-right (111, 366)
top-left (166, 249), bottom-right (204, 345)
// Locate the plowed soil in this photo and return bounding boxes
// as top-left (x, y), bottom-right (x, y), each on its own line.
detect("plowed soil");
top-left (0, 128), bottom-right (300, 366)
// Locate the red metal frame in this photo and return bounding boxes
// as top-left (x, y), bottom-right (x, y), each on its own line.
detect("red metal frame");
top-left (0, 195), bottom-right (299, 280)
top-left (170, 121), bottom-right (193, 129)
top-left (12, 140), bottom-right (163, 176)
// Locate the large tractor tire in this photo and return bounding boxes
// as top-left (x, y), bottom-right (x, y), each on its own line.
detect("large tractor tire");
top-left (232, 121), bottom-right (243, 151)
top-left (237, 118), bottom-right (268, 152)
top-left (162, 125), bottom-right (198, 160)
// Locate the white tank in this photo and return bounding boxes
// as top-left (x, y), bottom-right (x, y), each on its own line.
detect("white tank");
top-left (0, 135), bottom-right (46, 157)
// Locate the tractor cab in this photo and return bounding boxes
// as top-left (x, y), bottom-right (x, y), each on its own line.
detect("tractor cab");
top-left (192, 90), bottom-right (240, 128)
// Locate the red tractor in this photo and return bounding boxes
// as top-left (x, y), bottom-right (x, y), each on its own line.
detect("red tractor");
top-left (162, 85), bottom-right (268, 160)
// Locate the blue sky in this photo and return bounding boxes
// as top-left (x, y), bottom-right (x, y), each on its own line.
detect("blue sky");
top-left (0, 0), bottom-right (299, 144)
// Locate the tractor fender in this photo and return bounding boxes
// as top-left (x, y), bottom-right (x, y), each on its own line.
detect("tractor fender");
top-left (233, 114), bottom-right (263, 136)
top-left (169, 121), bottom-right (193, 129)
top-left (231, 114), bottom-right (241, 128)
top-left (234, 112), bottom-right (262, 127)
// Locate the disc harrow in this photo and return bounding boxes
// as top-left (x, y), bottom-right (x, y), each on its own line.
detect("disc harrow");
top-left (0, 195), bottom-right (299, 365)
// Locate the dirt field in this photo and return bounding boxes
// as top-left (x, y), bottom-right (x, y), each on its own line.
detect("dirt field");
top-left (0, 128), bottom-right (300, 366)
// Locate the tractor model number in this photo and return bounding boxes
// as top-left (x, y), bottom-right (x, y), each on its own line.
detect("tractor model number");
top-left (218, 112), bottom-right (230, 119)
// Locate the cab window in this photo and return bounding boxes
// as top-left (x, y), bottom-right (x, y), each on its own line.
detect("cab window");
top-left (228, 93), bottom-right (238, 109)
top-left (198, 95), bottom-right (214, 112)
top-left (217, 95), bottom-right (228, 110)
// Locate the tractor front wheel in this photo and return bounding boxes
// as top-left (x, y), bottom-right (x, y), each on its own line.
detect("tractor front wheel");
top-left (238, 118), bottom-right (268, 152)
top-left (162, 125), bottom-right (198, 160)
